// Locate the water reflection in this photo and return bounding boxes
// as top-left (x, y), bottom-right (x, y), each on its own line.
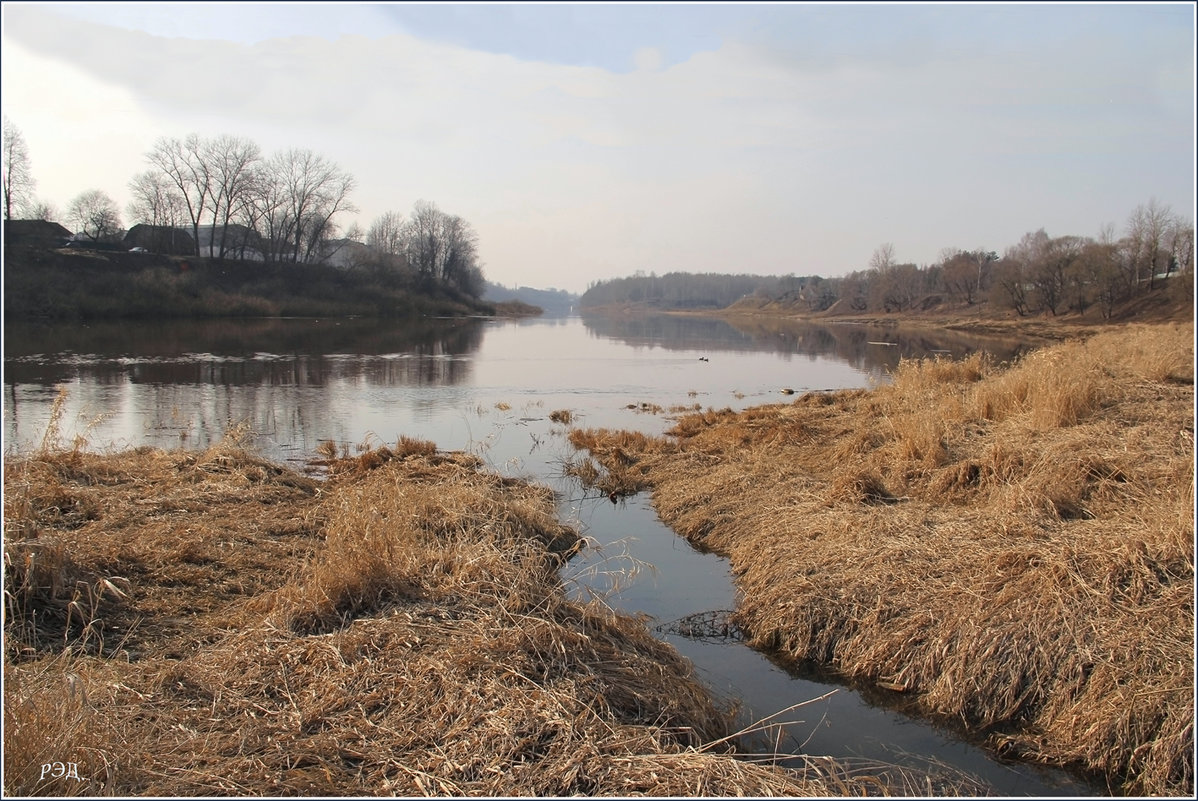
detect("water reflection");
top-left (581, 311), bottom-right (1033, 377)
top-left (3, 317), bottom-right (485, 388)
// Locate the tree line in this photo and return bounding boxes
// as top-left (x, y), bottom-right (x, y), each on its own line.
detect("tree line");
top-left (581, 200), bottom-right (1193, 320)
top-left (2, 118), bottom-right (485, 299)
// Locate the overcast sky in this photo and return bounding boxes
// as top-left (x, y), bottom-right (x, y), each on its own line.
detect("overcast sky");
top-left (2, 2), bottom-right (1194, 293)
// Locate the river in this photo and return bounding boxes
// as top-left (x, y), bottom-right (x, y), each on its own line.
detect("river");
top-left (2, 313), bottom-right (1101, 796)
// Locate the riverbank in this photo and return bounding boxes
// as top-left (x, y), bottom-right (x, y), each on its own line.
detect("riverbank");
top-left (567, 321), bottom-right (1194, 795)
top-left (604, 274), bottom-right (1194, 344)
top-left (1, 243), bottom-right (538, 320)
top-left (4, 422), bottom-right (909, 796)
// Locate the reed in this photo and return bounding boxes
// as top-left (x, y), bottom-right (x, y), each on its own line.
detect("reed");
top-left (5, 422), bottom-right (896, 796)
top-left (569, 322), bottom-right (1194, 795)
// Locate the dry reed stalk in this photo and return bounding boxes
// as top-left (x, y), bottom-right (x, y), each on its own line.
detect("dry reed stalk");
top-left (5, 428), bottom-right (895, 796)
top-left (569, 321), bottom-right (1194, 795)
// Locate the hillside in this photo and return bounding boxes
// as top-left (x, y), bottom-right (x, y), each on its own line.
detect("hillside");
top-left (1, 242), bottom-right (538, 321)
top-left (724, 276), bottom-right (1195, 336)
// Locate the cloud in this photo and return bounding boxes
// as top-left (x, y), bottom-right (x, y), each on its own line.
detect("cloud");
top-left (2, 4), bottom-right (1192, 293)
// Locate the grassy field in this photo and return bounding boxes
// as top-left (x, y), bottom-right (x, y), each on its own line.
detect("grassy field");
top-left (4, 421), bottom-right (917, 796)
top-left (567, 321), bottom-right (1194, 796)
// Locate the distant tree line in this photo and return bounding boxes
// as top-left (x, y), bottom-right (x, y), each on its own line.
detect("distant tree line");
top-left (581, 200), bottom-right (1193, 320)
top-left (580, 271), bottom-right (791, 310)
top-left (1, 121), bottom-right (487, 300)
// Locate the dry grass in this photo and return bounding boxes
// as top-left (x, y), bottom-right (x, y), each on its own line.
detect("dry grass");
top-left (568, 322), bottom-right (1195, 796)
top-left (4, 424), bottom-right (893, 796)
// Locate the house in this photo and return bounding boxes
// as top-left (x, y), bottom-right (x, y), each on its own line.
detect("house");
top-left (124, 224), bottom-right (195, 255)
top-left (191, 224), bottom-right (265, 260)
top-left (3, 218), bottom-right (74, 248)
top-left (318, 238), bottom-right (374, 269)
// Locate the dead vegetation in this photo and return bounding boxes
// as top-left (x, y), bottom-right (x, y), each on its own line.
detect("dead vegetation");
top-left (567, 322), bottom-right (1195, 796)
top-left (4, 422), bottom-right (890, 795)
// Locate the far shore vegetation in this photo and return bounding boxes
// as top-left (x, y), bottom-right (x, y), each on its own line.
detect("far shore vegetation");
top-left (2, 236), bottom-right (539, 321)
top-left (579, 199), bottom-right (1194, 332)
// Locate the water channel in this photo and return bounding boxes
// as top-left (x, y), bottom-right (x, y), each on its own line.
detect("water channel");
top-left (2, 313), bottom-right (1102, 796)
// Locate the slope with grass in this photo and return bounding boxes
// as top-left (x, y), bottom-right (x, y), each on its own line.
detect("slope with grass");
top-left (567, 322), bottom-right (1194, 795)
top-left (4, 428), bottom-right (895, 796)
top-left (1, 243), bottom-right (538, 320)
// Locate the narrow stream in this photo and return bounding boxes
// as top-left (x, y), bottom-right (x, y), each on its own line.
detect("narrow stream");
top-left (557, 491), bottom-right (1102, 797)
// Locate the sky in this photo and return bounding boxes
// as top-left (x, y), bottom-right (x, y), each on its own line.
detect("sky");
top-left (2, 2), bottom-right (1194, 294)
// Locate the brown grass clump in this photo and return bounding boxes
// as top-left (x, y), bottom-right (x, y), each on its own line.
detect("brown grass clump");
top-left (569, 322), bottom-right (1195, 795)
top-left (5, 429), bottom-right (884, 796)
top-left (566, 428), bottom-right (666, 499)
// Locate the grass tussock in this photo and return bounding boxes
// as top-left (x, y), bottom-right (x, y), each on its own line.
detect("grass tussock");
top-left (5, 428), bottom-right (886, 796)
top-left (568, 322), bottom-right (1194, 795)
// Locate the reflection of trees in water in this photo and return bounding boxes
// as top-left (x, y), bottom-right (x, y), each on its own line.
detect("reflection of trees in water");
top-left (582, 312), bottom-right (1034, 375)
top-left (3, 317), bottom-right (485, 388)
top-left (580, 313), bottom-right (759, 352)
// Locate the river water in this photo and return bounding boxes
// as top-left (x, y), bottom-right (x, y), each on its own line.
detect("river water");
top-left (2, 313), bottom-right (1100, 796)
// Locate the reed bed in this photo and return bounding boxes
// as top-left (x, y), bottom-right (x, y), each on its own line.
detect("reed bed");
top-left (568, 322), bottom-right (1194, 795)
top-left (4, 427), bottom-right (888, 796)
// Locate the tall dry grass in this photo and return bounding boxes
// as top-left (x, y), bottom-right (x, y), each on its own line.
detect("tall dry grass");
top-left (4, 422), bottom-right (889, 796)
top-left (568, 322), bottom-right (1194, 795)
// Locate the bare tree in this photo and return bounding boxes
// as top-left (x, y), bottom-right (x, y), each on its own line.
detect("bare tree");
top-left (3, 116), bottom-right (35, 220)
top-left (23, 199), bottom-right (58, 221)
top-left (402, 199), bottom-right (446, 285)
top-left (941, 249), bottom-right (978, 304)
top-left (260, 148), bottom-right (356, 263)
top-left (994, 231), bottom-right (1049, 316)
top-left (1126, 199), bottom-right (1177, 290)
top-left (440, 213), bottom-right (483, 296)
top-left (127, 169), bottom-right (186, 228)
top-left (205, 135), bottom-right (261, 258)
top-left (1031, 235), bottom-right (1084, 316)
top-left (147, 134), bottom-right (213, 256)
top-left (869, 242), bottom-right (896, 273)
top-left (67, 189), bottom-right (122, 241)
top-left (1171, 222), bottom-right (1194, 278)
top-left (367, 210), bottom-right (406, 255)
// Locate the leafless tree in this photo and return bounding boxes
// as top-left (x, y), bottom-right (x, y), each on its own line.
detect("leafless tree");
top-left (367, 210), bottom-right (406, 255)
top-left (147, 134), bottom-right (213, 256)
top-left (941, 250), bottom-right (979, 304)
top-left (402, 199), bottom-right (445, 284)
top-left (205, 135), bottom-right (261, 258)
top-left (1171, 222), bottom-right (1194, 277)
top-left (1032, 235), bottom-right (1084, 316)
top-left (869, 242), bottom-right (896, 273)
top-left (127, 169), bottom-right (187, 228)
top-left (260, 148), bottom-right (356, 263)
top-left (25, 199), bottom-right (58, 222)
top-left (440, 213), bottom-right (483, 295)
top-left (1126, 199), bottom-right (1177, 290)
top-left (67, 189), bottom-right (122, 241)
top-left (3, 116), bottom-right (35, 220)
